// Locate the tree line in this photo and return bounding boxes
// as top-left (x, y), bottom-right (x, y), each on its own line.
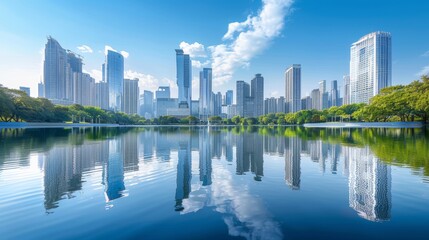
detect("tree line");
top-left (1, 75), bottom-right (428, 125)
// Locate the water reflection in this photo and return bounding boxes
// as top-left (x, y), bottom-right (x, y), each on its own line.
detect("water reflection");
top-left (1, 126), bottom-right (428, 238)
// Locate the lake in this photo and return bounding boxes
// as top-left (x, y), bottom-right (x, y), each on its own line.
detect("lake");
top-left (0, 126), bottom-right (428, 239)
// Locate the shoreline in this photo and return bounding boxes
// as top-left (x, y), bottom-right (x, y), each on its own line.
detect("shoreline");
top-left (303, 121), bottom-right (424, 128)
top-left (0, 121), bottom-right (425, 129)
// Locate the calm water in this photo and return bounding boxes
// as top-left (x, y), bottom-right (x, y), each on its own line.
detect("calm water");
top-left (1, 126), bottom-right (429, 239)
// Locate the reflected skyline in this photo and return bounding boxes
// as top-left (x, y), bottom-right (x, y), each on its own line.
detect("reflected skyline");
top-left (2, 126), bottom-right (428, 239)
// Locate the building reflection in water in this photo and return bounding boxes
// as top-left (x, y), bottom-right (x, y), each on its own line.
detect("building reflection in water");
top-left (346, 146), bottom-right (391, 221)
top-left (175, 134), bottom-right (192, 211)
top-left (236, 132), bottom-right (263, 181)
top-left (199, 128), bottom-right (212, 186)
top-left (38, 127), bottom-right (392, 224)
top-left (284, 137), bottom-right (301, 190)
top-left (103, 138), bottom-right (125, 202)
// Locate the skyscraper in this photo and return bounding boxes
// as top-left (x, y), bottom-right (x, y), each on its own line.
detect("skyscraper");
top-left (225, 90), bottom-right (233, 106)
top-left (123, 78), bottom-right (139, 115)
top-left (105, 50), bottom-right (124, 112)
top-left (330, 80), bottom-right (339, 107)
top-left (236, 81), bottom-right (250, 117)
top-left (251, 74), bottom-right (264, 117)
top-left (311, 89), bottom-right (320, 110)
top-left (343, 75), bottom-right (351, 105)
top-left (319, 80), bottom-right (329, 110)
top-left (95, 81), bottom-right (109, 110)
top-left (350, 32), bottom-right (392, 104)
top-left (175, 49), bottom-right (192, 109)
top-left (142, 90), bottom-right (154, 118)
top-left (43, 36), bottom-right (67, 101)
top-left (285, 64), bottom-right (301, 113)
top-left (199, 68), bottom-right (212, 120)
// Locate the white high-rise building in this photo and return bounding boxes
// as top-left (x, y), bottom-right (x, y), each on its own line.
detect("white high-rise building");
top-left (350, 32), bottom-right (392, 104)
top-left (285, 64), bottom-right (301, 113)
top-left (123, 78), bottom-right (139, 115)
top-left (343, 75), bottom-right (351, 105)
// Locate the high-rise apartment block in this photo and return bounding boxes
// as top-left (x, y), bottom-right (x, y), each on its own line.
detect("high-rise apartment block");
top-left (350, 32), bottom-right (392, 104)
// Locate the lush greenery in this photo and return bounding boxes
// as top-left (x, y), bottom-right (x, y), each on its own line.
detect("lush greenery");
top-left (0, 85), bottom-right (146, 124)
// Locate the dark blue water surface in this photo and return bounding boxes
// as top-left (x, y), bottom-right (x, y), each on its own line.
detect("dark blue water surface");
top-left (0, 126), bottom-right (428, 239)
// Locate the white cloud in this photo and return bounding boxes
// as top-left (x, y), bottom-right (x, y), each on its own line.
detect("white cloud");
top-left (417, 65), bottom-right (429, 76)
top-left (104, 45), bottom-right (129, 58)
top-left (77, 45), bottom-right (93, 53)
top-left (271, 91), bottom-right (279, 97)
top-left (120, 51), bottom-right (129, 58)
top-left (422, 51), bottom-right (429, 57)
top-left (178, 0), bottom-right (294, 87)
top-left (125, 70), bottom-right (161, 93)
top-left (179, 42), bottom-right (207, 57)
top-left (83, 69), bottom-right (102, 81)
top-left (209, 0), bottom-right (294, 86)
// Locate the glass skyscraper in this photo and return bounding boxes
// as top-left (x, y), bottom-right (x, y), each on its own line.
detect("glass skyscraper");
top-left (175, 49), bottom-right (192, 109)
top-left (285, 64), bottom-right (301, 113)
top-left (350, 32), bottom-right (392, 104)
top-left (199, 68), bottom-right (212, 120)
top-left (105, 50), bottom-right (124, 112)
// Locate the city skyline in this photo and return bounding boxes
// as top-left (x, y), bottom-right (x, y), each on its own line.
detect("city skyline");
top-left (1, 0), bottom-right (428, 99)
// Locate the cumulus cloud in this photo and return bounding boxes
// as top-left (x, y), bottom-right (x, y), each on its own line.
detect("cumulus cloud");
top-left (83, 69), bottom-right (102, 81)
top-left (178, 0), bottom-right (294, 87)
top-left (77, 45), bottom-right (93, 53)
top-left (179, 41), bottom-right (207, 57)
top-left (104, 45), bottom-right (129, 58)
top-left (120, 51), bottom-right (129, 58)
top-left (417, 65), bottom-right (429, 76)
top-left (124, 70), bottom-right (176, 96)
top-left (210, 0), bottom-right (294, 86)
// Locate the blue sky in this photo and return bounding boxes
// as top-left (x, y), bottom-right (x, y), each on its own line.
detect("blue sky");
top-left (0, 0), bottom-right (428, 99)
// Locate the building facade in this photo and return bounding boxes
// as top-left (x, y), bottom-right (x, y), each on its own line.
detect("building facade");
top-left (251, 74), bottom-right (264, 117)
top-left (285, 64), bottom-right (301, 113)
top-left (199, 68), bottom-right (212, 120)
top-left (123, 78), bottom-right (139, 115)
top-left (350, 32), bottom-right (392, 104)
top-left (175, 49), bottom-right (192, 109)
top-left (105, 50), bottom-right (124, 112)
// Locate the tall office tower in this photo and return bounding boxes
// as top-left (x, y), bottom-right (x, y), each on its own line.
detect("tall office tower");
top-left (105, 50), bottom-right (124, 112)
top-left (343, 75), bottom-right (351, 105)
top-left (19, 86), bottom-right (30, 96)
top-left (285, 64), bottom-right (301, 113)
top-left (330, 80), bottom-right (339, 107)
top-left (236, 80), bottom-right (250, 117)
top-left (123, 78), bottom-right (139, 115)
top-left (347, 147), bottom-right (391, 221)
top-left (38, 82), bottom-right (45, 98)
top-left (285, 137), bottom-right (301, 190)
top-left (350, 32), bottom-right (392, 104)
top-left (319, 80), bottom-right (329, 109)
top-left (66, 51), bottom-right (83, 101)
top-left (175, 49), bottom-right (192, 109)
top-left (213, 92), bottom-right (222, 116)
top-left (311, 89), bottom-right (320, 110)
top-left (277, 96), bottom-right (285, 113)
top-left (225, 90), bottom-right (233, 106)
top-left (78, 73), bottom-right (95, 106)
top-left (43, 36), bottom-right (67, 101)
top-left (199, 68), bottom-right (212, 119)
top-left (142, 90), bottom-right (154, 118)
top-left (156, 86), bottom-right (171, 99)
top-left (264, 97), bottom-right (277, 114)
top-left (95, 81), bottom-right (109, 110)
top-left (251, 74), bottom-right (264, 117)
